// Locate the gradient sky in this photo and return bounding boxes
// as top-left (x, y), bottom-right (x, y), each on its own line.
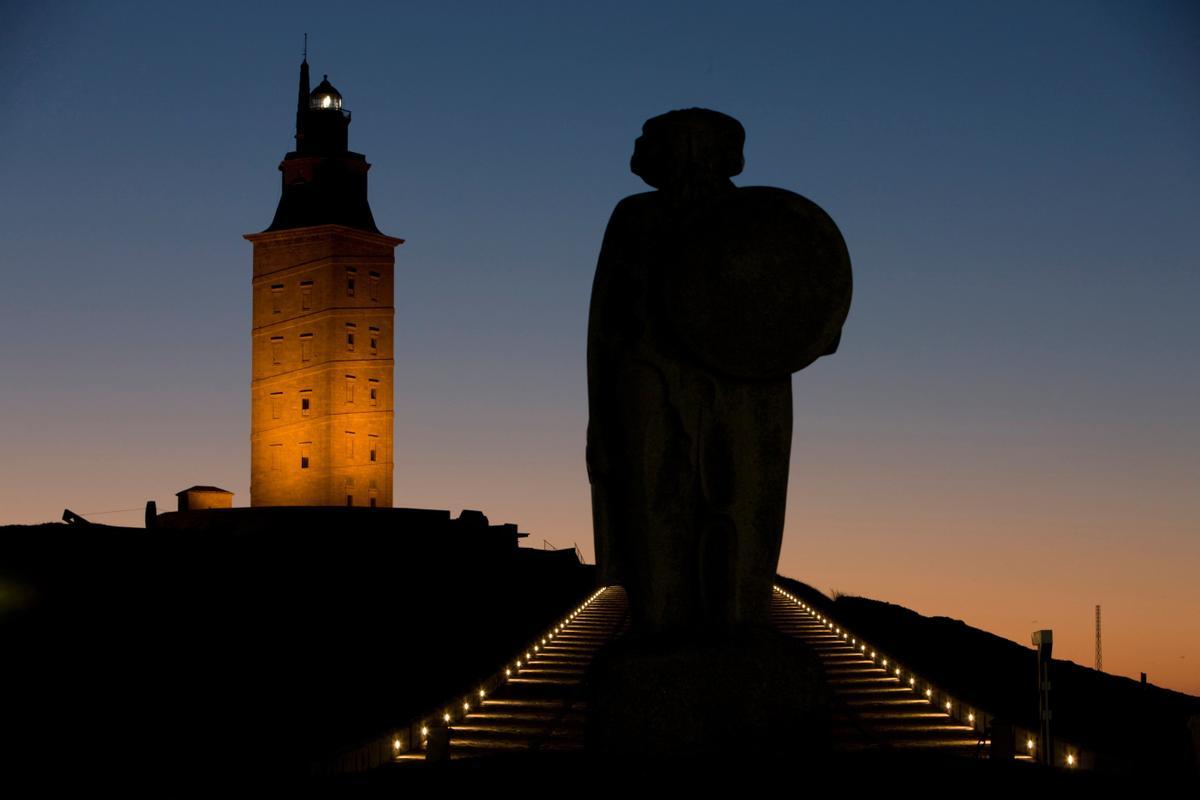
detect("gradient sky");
top-left (2, 2), bottom-right (1197, 695)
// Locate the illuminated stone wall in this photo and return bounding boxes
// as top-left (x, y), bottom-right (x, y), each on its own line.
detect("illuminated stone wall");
top-left (246, 224), bottom-right (401, 507)
top-left (177, 487), bottom-right (234, 511)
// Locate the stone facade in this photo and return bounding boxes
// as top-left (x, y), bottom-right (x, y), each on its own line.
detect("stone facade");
top-left (247, 226), bottom-right (400, 507)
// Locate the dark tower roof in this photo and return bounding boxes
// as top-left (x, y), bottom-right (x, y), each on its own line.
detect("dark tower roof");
top-left (265, 59), bottom-right (380, 234)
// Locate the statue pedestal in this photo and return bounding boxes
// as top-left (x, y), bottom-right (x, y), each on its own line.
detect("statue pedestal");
top-left (585, 628), bottom-right (831, 759)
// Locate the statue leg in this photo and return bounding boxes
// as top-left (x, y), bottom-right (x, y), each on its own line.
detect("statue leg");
top-left (700, 379), bottom-right (792, 628)
top-left (614, 361), bottom-right (701, 635)
top-left (590, 479), bottom-right (621, 587)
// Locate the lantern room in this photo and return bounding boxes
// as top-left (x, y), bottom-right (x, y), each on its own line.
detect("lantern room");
top-left (310, 75), bottom-right (343, 111)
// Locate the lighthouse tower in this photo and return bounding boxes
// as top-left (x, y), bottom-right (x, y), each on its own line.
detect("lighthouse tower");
top-left (246, 57), bottom-right (401, 507)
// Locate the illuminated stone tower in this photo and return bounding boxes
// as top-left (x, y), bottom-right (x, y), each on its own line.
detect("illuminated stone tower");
top-left (246, 57), bottom-right (401, 507)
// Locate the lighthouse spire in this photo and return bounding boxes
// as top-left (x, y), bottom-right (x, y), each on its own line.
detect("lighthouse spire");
top-left (296, 35), bottom-right (310, 145)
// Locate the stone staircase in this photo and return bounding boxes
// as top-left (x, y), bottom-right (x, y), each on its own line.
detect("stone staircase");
top-left (396, 586), bottom-right (629, 761)
top-left (770, 587), bottom-right (1032, 760)
top-left (384, 584), bottom-right (1045, 767)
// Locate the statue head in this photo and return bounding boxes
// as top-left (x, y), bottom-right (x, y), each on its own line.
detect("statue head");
top-left (631, 108), bottom-right (745, 191)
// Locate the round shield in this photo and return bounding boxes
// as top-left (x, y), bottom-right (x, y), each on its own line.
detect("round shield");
top-left (663, 186), bottom-right (852, 380)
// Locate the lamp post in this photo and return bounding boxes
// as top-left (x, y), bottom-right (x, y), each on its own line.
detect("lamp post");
top-left (1032, 629), bottom-right (1053, 766)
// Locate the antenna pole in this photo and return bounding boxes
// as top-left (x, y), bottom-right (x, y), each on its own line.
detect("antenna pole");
top-left (303, 33), bottom-right (308, 60)
top-left (1095, 604), bottom-right (1103, 671)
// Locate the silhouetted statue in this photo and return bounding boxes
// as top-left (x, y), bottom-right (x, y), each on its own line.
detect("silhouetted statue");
top-left (587, 109), bottom-right (851, 637)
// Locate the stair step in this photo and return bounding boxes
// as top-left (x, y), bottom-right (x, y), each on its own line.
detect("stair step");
top-left (770, 590), bottom-right (999, 762)
top-left (392, 586), bottom-right (628, 765)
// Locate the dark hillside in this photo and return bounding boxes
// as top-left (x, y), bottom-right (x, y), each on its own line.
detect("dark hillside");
top-left (0, 515), bottom-right (593, 787)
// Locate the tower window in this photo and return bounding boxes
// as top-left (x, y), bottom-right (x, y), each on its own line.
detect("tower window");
top-left (368, 379), bottom-right (379, 407)
top-left (300, 442), bottom-right (311, 470)
top-left (347, 494), bottom-right (353, 507)
top-left (369, 326), bottom-right (379, 354)
top-left (346, 431), bottom-right (356, 459)
top-left (369, 272), bottom-right (380, 301)
top-left (346, 268), bottom-right (357, 297)
top-left (300, 280), bottom-right (313, 311)
top-left (369, 434), bottom-right (379, 463)
top-left (300, 332), bottom-right (313, 362)
top-left (346, 323), bottom-right (357, 352)
top-left (271, 284), bottom-right (284, 314)
top-left (345, 375), bottom-right (356, 404)
top-left (269, 443), bottom-right (282, 471)
top-left (270, 391), bottom-right (283, 420)
top-left (270, 336), bottom-right (284, 365)
top-left (300, 390), bottom-right (312, 417)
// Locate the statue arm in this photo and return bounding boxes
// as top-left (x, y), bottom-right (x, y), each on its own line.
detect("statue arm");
top-left (586, 197), bottom-right (646, 483)
top-left (585, 241), bottom-right (617, 482)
